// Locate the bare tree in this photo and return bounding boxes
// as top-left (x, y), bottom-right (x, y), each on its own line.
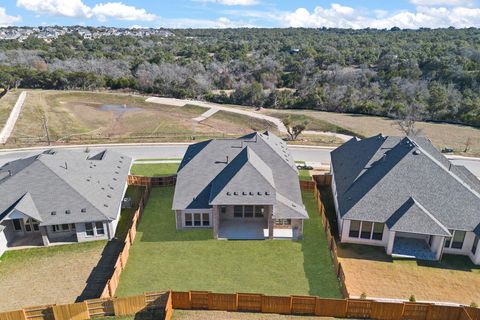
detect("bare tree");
top-left (32, 106), bottom-right (51, 145)
top-left (464, 137), bottom-right (473, 153)
top-left (282, 116), bottom-right (309, 141)
top-left (395, 104), bottom-right (423, 137)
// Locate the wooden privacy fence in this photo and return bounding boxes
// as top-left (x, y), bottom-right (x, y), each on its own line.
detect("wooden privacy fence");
top-left (313, 173), bottom-right (333, 186)
top-left (0, 291), bottom-right (170, 320)
top-left (2, 290), bottom-right (479, 320)
top-left (99, 184), bottom-right (152, 299)
top-left (171, 291), bottom-right (479, 320)
top-left (300, 179), bottom-right (349, 298)
top-left (128, 174), bottom-right (176, 187)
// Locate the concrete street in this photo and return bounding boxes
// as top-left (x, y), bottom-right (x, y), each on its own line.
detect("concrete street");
top-left (1, 143), bottom-right (479, 177)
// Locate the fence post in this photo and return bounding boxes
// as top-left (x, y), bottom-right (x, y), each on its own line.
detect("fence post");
top-left (235, 293), bottom-right (239, 311)
top-left (289, 296), bottom-right (293, 314)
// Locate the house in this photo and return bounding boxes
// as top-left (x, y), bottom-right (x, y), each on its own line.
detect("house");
top-left (330, 134), bottom-right (480, 264)
top-left (172, 131), bottom-right (308, 240)
top-left (0, 149), bottom-right (132, 256)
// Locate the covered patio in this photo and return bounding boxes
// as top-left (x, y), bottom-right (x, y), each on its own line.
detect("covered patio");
top-left (218, 220), bottom-right (267, 240)
top-left (392, 237), bottom-right (437, 260)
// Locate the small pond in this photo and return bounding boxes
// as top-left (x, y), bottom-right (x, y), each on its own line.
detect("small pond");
top-left (99, 104), bottom-right (143, 113)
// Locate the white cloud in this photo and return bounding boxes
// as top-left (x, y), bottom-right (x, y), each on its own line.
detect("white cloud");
top-left (410, 0), bottom-right (475, 6)
top-left (196, 0), bottom-right (259, 6)
top-left (16, 0), bottom-right (91, 18)
top-left (158, 16), bottom-right (255, 28)
top-left (91, 3), bottom-right (156, 21)
top-left (282, 3), bottom-right (480, 29)
top-left (0, 7), bottom-right (21, 26)
top-left (16, 0), bottom-right (156, 21)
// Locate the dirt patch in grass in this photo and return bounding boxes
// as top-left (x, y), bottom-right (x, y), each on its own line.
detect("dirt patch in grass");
top-left (0, 240), bottom-right (106, 311)
top-left (172, 310), bottom-right (332, 319)
top-left (337, 244), bottom-right (480, 304)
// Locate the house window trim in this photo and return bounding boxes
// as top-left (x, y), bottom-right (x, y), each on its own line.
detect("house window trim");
top-left (472, 236), bottom-right (479, 255)
top-left (184, 212), bottom-right (211, 228)
top-left (233, 205), bottom-right (267, 219)
top-left (85, 223), bottom-right (94, 237)
top-left (444, 230), bottom-right (466, 250)
top-left (348, 220), bottom-right (384, 241)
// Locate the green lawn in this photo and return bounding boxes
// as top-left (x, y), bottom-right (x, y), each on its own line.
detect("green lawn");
top-left (116, 186), bottom-right (341, 298)
top-left (130, 163), bottom-right (179, 177)
top-left (299, 169), bottom-right (311, 181)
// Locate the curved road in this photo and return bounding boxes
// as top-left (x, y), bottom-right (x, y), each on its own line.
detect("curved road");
top-left (1, 143), bottom-right (480, 177)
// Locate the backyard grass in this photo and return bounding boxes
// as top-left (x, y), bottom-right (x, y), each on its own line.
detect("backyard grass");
top-left (338, 244), bottom-right (480, 304)
top-left (299, 169), bottom-right (312, 181)
top-left (0, 240), bottom-right (107, 311)
top-left (116, 186), bottom-right (341, 298)
top-left (130, 163), bottom-right (179, 177)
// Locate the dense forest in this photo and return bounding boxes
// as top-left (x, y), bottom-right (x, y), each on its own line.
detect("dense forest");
top-left (0, 28), bottom-right (479, 126)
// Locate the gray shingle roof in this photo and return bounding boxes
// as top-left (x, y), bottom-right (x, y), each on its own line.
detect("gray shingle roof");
top-left (332, 135), bottom-right (480, 236)
top-left (173, 131), bottom-right (308, 219)
top-left (386, 197), bottom-right (451, 236)
top-left (0, 149), bottom-right (132, 225)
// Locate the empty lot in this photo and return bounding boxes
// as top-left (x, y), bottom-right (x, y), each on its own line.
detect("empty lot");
top-left (6, 90), bottom-right (279, 146)
top-left (267, 109), bottom-right (480, 156)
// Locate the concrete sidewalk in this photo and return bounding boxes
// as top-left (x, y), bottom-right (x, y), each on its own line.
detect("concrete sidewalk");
top-left (0, 91), bottom-right (27, 144)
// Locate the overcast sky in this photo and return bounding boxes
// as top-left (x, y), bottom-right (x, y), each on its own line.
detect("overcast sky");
top-left (0, 0), bottom-right (479, 29)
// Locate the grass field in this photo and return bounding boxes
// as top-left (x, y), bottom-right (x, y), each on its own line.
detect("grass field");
top-left (6, 90), bottom-right (282, 147)
top-left (267, 109), bottom-right (480, 156)
top-left (115, 186), bottom-right (341, 298)
top-left (130, 163), bottom-right (179, 177)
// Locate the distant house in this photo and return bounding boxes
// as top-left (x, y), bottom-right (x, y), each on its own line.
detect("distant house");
top-left (172, 132), bottom-right (308, 240)
top-left (331, 135), bottom-right (480, 264)
top-left (0, 149), bottom-right (132, 256)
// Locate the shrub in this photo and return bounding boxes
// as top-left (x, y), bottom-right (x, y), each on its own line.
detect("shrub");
top-left (409, 295), bottom-right (416, 302)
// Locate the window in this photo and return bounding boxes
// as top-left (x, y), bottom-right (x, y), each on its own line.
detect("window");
top-left (185, 213), bottom-right (193, 226)
top-left (451, 230), bottom-right (466, 249)
top-left (202, 213), bottom-right (210, 226)
top-left (244, 206), bottom-right (253, 218)
top-left (361, 221), bottom-right (373, 239)
top-left (193, 213), bottom-right (201, 226)
top-left (85, 223), bottom-right (94, 236)
top-left (220, 206), bottom-right (227, 214)
top-left (96, 222), bottom-right (105, 235)
top-left (12, 219), bottom-right (22, 231)
top-left (234, 206), bottom-right (243, 218)
top-left (71, 224), bottom-right (76, 230)
top-left (255, 206), bottom-right (264, 217)
top-left (61, 224), bottom-right (70, 231)
top-left (445, 230), bottom-right (466, 249)
top-left (349, 220), bottom-right (361, 238)
top-left (472, 236), bottom-right (479, 255)
top-left (445, 229), bottom-right (454, 248)
top-left (372, 223), bottom-right (384, 240)
top-left (274, 219), bottom-right (291, 226)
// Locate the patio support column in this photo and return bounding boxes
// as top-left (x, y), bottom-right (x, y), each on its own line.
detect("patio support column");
top-left (212, 206), bottom-right (219, 239)
top-left (386, 231), bottom-right (395, 255)
top-left (40, 226), bottom-right (49, 246)
top-left (267, 206), bottom-right (273, 239)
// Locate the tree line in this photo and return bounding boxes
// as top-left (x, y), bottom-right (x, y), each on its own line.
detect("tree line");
top-left (0, 27), bottom-right (479, 126)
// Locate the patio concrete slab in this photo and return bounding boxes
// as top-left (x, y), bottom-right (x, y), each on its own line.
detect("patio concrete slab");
top-left (218, 220), bottom-right (266, 240)
top-left (392, 237), bottom-right (436, 260)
